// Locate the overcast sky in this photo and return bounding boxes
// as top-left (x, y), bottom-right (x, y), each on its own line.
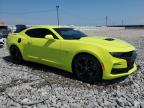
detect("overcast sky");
top-left (0, 0), bottom-right (144, 26)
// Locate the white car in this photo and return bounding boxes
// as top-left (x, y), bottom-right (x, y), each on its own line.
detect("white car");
top-left (0, 38), bottom-right (4, 47)
top-left (0, 36), bottom-right (4, 46)
top-left (0, 26), bottom-right (9, 47)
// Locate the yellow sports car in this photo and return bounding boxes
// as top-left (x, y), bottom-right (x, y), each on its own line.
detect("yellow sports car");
top-left (7, 26), bottom-right (137, 82)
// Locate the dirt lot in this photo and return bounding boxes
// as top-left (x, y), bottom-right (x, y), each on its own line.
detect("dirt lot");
top-left (0, 28), bottom-right (144, 108)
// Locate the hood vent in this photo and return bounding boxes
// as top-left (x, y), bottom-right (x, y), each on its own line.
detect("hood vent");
top-left (104, 38), bottom-right (115, 41)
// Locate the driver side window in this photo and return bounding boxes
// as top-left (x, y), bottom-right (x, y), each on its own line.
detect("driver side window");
top-left (25, 28), bottom-right (58, 39)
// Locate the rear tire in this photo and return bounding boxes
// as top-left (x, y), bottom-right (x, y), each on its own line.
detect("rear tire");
top-left (73, 54), bottom-right (103, 83)
top-left (10, 45), bottom-right (23, 64)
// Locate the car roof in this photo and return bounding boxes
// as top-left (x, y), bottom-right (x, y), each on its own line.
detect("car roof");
top-left (29, 25), bottom-right (72, 29)
top-left (0, 26), bottom-right (8, 29)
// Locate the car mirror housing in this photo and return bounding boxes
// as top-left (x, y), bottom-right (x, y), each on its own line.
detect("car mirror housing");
top-left (45, 35), bottom-right (54, 40)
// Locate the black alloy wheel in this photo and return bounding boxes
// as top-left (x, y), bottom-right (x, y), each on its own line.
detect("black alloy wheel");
top-left (10, 46), bottom-right (23, 64)
top-left (73, 54), bottom-right (103, 83)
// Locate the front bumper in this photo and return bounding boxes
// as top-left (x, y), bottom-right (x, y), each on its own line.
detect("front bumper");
top-left (103, 51), bottom-right (137, 80)
top-left (103, 64), bottom-right (137, 80)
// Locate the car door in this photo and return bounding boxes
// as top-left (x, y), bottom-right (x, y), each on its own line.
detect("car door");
top-left (24, 28), bottom-right (62, 66)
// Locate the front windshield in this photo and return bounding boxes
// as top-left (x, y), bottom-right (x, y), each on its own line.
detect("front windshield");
top-left (54, 28), bottom-right (87, 40)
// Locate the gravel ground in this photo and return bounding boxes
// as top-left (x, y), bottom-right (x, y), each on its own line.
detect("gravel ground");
top-left (0, 28), bottom-right (144, 108)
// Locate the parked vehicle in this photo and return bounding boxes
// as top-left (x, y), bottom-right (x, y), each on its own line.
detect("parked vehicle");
top-left (0, 35), bottom-right (4, 47)
top-left (14, 24), bottom-right (27, 33)
top-left (0, 26), bottom-right (9, 47)
top-left (7, 26), bottom-right (137, 82)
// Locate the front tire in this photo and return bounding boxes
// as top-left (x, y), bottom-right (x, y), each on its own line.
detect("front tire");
top-left (10, 45), bottom-right (23, 64)
top-left (73, 54), bottom-right (103, 83)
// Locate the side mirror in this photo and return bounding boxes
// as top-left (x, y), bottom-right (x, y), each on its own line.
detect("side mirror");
top-left (45, 35), bottom-right (54, 40)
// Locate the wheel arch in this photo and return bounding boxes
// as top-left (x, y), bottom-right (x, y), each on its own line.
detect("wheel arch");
top-left (9, 44), bottom-right (20, 51)
top-left (9, 44), bottom-right (24, 59)
top-left (71, 51), bottom-right (104, 73)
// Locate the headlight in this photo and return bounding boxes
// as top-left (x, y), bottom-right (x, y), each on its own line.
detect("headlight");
top-left (110, 52), bottom-right (123, 58)
top-left (110, 51), bottom-right (136, 58)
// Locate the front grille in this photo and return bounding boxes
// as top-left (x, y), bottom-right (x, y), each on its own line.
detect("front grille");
top-left (120, 51), bottom-right (136, 70)
top-left (111, 51), bottom-right (136, 74)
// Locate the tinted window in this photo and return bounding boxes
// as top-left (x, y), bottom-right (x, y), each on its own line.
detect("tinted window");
top-left (54, 28), bottom-right (87, 40)
top-left (0, 27), bottom-right (9, 38)
top-left (25, 28), bottom-right (58, 39)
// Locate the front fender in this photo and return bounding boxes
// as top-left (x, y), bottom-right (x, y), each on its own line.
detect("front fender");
top-left (64, 43), bottom-right (114, 74)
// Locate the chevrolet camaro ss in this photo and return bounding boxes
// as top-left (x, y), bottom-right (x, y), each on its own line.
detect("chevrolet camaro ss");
top-left (7, 26), bottom-right (137, 82)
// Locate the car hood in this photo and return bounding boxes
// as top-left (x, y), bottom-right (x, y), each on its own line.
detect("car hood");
top-left (80, 37), bottom-right (135, 51)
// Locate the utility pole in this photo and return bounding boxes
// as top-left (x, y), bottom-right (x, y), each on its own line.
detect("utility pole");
top-left (56, 0), bottom-right (60, 26)
top-left (122, 20), bottom-right (124, 26)
top-left (106, 16), bottom-right (108, 27)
